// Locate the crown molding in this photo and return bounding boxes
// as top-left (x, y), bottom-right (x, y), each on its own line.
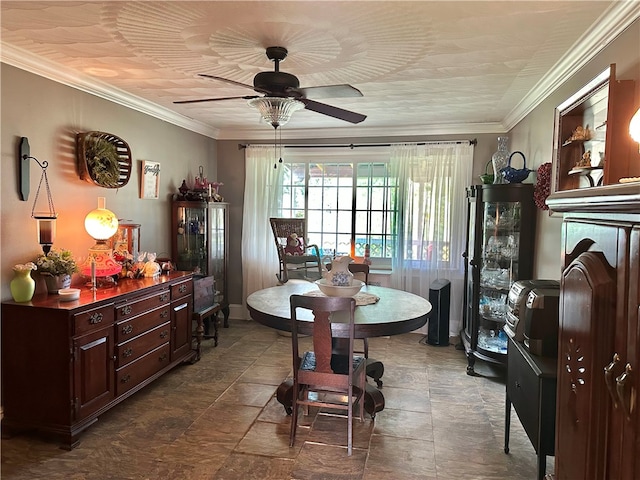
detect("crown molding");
top-left (503, 1), bottom-right (640, 130)
top-left (0, 43), bottom-right (220, 139)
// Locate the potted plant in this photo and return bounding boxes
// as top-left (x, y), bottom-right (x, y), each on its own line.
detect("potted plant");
top-left (33, 248), bottom-right (79, 294)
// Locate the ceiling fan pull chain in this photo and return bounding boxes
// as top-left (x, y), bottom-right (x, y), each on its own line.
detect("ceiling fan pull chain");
top-left (279, 127), bottom-right (284, 165)
top-left (274, 126), bottom-right (278, 169)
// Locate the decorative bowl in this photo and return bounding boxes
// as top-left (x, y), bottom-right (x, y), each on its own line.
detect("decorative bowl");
top-left (315, 279), bottom-right (364, 297)
top-left (58, 288), bottom-right (81, 302)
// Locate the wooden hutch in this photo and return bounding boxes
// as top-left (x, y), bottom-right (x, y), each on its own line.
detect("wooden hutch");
top-left (546, 64), bottom-right (640, 479)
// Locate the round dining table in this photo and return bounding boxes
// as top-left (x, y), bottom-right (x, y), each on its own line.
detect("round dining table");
top-left (246, 281), bottom-right (432, 416)
top-left (247, 282), bottom-right (432, 337)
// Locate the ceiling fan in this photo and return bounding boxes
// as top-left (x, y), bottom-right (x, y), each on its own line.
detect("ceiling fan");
top-left (174, 46), bottom-right (366, 126)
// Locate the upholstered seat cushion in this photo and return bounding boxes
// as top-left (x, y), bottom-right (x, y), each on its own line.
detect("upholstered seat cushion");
top-left (300, 351), bottom-right (364, 375)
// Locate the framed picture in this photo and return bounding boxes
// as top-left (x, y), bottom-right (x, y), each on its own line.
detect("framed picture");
top-left (140, 160), bottom-right (160, 199)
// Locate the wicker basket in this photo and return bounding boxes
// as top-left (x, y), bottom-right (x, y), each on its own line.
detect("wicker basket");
top-left (77, 131), bottom-right (132, 188)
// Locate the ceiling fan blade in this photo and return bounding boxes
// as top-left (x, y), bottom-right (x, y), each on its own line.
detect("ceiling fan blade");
top-left (198, 74), bottom-right (255, 90)
top-left (301, 99), bottom-right (366, 124)
top-left (174, 95), bottom-right (259, 105)
top-left (295, 84), bottom-right (363, 99)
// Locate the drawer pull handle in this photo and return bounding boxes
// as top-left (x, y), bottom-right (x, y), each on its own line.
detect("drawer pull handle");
top-left (160, 330), bottom-right (169, 339)
top-left (179, 284), bottom-right (187, 293)
top-left (160, 310), bottom-right (169, 319)
top-left (160, 293), bottom-right (169, 302)
top-left (604, 353), bottom-right (621, 409)
top-left (159, 353), bottom-right (167, 362)
top-left (123, 348), bottom-right (133, 358)
top-left (89, 312), bottom-right (103, 324)
top-left (121, 305), bottom-right (132, 316)
top-left (616, 363), bottom-right (635, 421)
top-left (121, 374), bottom-right (131, 384)
top-left (122, 324), bottom-right (133, 335)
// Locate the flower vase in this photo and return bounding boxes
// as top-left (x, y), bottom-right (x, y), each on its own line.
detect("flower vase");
top-left (491, 136), bottom-right (510, 184)
top-left (44, 274), bottom-right (72, 294)
top-left (10, 269), bottom-right (36, 302)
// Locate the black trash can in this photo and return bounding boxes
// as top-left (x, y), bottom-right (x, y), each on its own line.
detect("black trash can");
top-left (427, 279), bottom-right (451, 346)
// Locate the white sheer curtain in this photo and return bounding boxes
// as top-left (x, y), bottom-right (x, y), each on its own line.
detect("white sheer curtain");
top-left (241, 145), bottom-right (282, 317)
top-left (389, 142), bottom-right (474, 335)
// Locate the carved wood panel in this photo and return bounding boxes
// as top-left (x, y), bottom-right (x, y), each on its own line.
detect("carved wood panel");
top-left (556, 250), bottom-right (615, 479)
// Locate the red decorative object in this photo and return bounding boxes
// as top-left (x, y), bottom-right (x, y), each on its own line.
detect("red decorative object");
top-left (534, 162), bottom-right (552, 210)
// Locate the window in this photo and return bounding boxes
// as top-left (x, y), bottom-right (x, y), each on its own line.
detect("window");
top-left (276, 147), bottom-right (395, 267)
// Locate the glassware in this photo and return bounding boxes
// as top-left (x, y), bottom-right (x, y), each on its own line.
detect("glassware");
top-left (491, 136), bottom-right (510, 184)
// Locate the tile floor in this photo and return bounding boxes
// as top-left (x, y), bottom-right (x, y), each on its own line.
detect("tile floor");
top-left (1, 320), bottom-right (552, 479)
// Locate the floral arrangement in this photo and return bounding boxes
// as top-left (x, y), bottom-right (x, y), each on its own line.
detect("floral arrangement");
top-left (13, 262), bottom-right (37, 273)
top-left (534, 162), bottom-right (552, 210)
top-left (33, 248), bottom-right (79, 276)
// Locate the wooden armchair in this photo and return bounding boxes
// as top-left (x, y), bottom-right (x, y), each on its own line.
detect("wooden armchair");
top-left (270, 217), bottom-right (322, 283)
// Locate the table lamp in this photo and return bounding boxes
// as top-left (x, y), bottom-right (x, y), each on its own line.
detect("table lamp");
top-left (80, 197), bottom-right (121, 286)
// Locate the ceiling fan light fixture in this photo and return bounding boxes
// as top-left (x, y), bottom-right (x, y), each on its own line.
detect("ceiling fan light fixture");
top-left (248, 97), bottom-right (304, 128)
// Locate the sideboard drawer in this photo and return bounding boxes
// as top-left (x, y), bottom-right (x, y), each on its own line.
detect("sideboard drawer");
top-left (171, 279), bottom-right (193, 300)
top-left (73, 305), bottom-right (115, 336)
top-left (116, 343), bottom-right (171, 396)
top-left (116, 305), bottom-right (171, 344)
top-left (115, 289), bottom-right (170, 321)
top-left (115, 321), bottom-right (170, 368)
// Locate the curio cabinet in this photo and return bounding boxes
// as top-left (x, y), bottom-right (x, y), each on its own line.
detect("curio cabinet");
top-left (461, 184), bottom-right (536, 375)
top-left (171, 200), bottom-right (229, 325)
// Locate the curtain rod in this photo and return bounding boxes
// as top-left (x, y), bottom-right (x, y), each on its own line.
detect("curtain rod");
top-left (238, 138), bottom-right (477, 150)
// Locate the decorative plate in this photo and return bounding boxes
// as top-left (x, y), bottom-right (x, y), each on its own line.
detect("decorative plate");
top-left (77, 131), bottom-right (132, 188)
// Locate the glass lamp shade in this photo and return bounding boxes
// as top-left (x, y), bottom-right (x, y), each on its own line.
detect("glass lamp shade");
top-left (84, 197), bottom-right (118, 240)
top-left (247, 97), bottom-right (304, 128)
top-left (80, 197), bottom-right (121, 277)
top-left (630, 107), bottom-right (640, 143)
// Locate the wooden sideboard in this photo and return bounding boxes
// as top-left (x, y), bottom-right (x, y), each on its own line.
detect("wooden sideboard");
top-left (1, 272), bottom-right (194, 449)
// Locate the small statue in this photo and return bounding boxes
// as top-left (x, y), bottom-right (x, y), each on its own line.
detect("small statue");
top-left (178, 179), bottom-right (189, 197)
top-left (575, 150), bottom-right (592, 168)
top-left (143, 252), bottom-right (161, 278)
top-left (567, 125), bottom-right (593, 142)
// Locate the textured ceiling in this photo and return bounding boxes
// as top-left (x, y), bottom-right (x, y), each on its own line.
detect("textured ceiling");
top-left (1, 1), bottom-right (637, 140)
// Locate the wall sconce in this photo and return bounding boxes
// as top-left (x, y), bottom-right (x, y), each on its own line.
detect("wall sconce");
top-left (19, 137), bottom-right (57, 253)
top-left (79, 197), bottom-right (121, 287)
top-left (630, 107), bottom-right (640, 152)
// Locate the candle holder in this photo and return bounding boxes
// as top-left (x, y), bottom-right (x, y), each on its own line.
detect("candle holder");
top-left (19, 137), bottom-right (58, 253)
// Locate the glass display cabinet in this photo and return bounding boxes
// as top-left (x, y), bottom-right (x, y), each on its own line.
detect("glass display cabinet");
top-left (461, 184), bottom-right (536, 375)
top-left (171, 200), bottom-right (229, 326)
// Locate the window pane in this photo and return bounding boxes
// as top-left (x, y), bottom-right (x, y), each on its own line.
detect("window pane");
top-left (278, 155), bottom-right (396, 262)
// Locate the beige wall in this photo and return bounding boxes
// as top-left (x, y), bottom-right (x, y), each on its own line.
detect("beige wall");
top-left (509, 19), bottom-right (640, 280)
top-left (1, 64), bottom-right (217, 300)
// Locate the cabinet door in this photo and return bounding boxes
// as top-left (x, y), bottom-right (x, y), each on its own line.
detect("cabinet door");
top-left (207, 203), bottom-right (228, 306)
top-left (171, 298), bottom-right (193, 361)
top-left (619, 226), bottom-right (640, 479)
top-left (73, 327), bottom-right (115, 420)
top-left (173, 202), bottom-right (209, 274)
top-left (556, 225), bottom-right (618, 480)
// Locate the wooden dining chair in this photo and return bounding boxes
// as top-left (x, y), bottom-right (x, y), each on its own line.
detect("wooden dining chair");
top-left (289, 294), bottom-right (366, 455)
top-left (326, 262), bottom-right (384, 387)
